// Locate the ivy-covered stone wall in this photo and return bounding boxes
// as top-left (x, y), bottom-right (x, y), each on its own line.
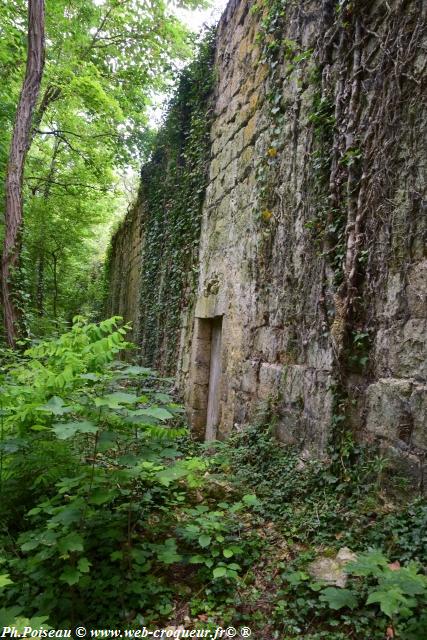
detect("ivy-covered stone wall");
top-left (108, 0), bottom-right (426, 486)
top-left (107, 31), bottom-right (216, 368)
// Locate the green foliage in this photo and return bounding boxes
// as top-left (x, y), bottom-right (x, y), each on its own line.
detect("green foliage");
top-left (275, 550), bottom-right (427, 638)
top-left (252, 0), bottom-right (314, 274)
top-left (0, 0), bottom-right (210, 337)
top-left (0, 318), bottom-right (259, 627)
top-left (0, 321), bottom-right (425, 634)
top-left (203, 420), bottom-right (427, 638)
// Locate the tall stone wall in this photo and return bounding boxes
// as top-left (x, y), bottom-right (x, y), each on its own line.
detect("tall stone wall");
top-left (109, 0), bottom-right (426, 486)
top-left (107, 206), bottom-right (142, 345)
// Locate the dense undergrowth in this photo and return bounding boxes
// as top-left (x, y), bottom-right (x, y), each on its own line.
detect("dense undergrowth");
top-left (0, 320), bottom-right (426, 638)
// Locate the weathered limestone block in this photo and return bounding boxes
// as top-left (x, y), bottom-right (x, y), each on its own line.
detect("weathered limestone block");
top-left (375, 320), bottom-right (427, 379)
top-left (253, 326), bottom-right (284, 362)
top-left (410, 383), bottom-right (427, 449)
top-left (277, 366), bottom-right (333, 450)
top-left (309, 548), bottom-right (358, 588)
top-left (366, 378), bottom-right (414, 443)
top-left (305, 342), bottom-right (334, 371)
top-left (241, 359), bottom-right (260, 394)
top-left (107, 206), bottom-right (142, 344)
top-left (258, 363), bottom-right (283, 400)
top-left (407, 260), bottom-right (427, 318)
top-left (383, 271), bottom-right (405, 319)
top-left (366, 380), bottom-right (426, 489)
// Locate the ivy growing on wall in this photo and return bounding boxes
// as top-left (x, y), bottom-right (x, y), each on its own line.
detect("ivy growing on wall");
top-left (133, 30), bottom-right (216, 372)
top-left (253, 0), bottom-right (288, 227)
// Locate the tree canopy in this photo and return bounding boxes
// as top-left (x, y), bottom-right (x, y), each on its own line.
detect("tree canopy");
top-left (0, 0), bottom-right (209, 339)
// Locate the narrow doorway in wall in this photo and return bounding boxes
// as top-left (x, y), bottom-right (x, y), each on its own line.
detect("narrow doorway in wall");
top-left (205, 316), bottom-right (223, 441)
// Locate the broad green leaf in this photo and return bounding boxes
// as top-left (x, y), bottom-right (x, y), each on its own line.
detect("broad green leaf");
top-left (381, 564), bottom-right (427, 596)
top-left (97, 431), bottom-right (117, 451)
top-left (346, 550), bottom-right (388, 576)
top-left (52, 420), bottom-right (98, 440)
top-left (154, 392), bottom-right (173, 403)
top-left (39, 396), bottom-right (72, 416)
top-left (157, 463), bottom-right (190, 485)
top-left (213, 566), bottom-right (227, 579)
top-left (119, 366), bottom-right (152, 375)
top-left (283, 571), bottom-right (310, 586)
top-left (223, 548), bottom-right (234, 558)
top-left (0, 607), bottom-right (22, 628)
top-left (4, 616), bottom-right (50, 634)
top-left (320, 587), bottom-right (358, 610)
top-left (21, 530), bottom-right (57, 551)
top-left (58, 532), bottom-right (84, 555)
top-left (366, 588), bottom-right (411, 618)
top-left (198, 535), bottom-right (211, 548)
top-left (133, 407), bottom-right (174, 421)
top-left (77, 558), bottom-right (91, 573)
top-left (49, 507), bottom-right (82, 526)
top-left (0, 574), bottom-right (13, 589)
top-left (95, 392), bottom-right (138, 408)
top-left (88, 488), bottom-right (117, 505)
top-left (60, 566), bottom-right (81, 586)
top-left (189, 555), bottom-right (205, 564)
top-left (80, 373), bottom-right (101, 381)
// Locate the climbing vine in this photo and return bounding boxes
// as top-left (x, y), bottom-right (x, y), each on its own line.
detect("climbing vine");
top-left (306, 0), bottom-right (425, 449)
top-left (254, 0), bottom-right (290, 226)
top-left (108, 30), bottom-right (216, 372)
top-left (250, 0), bottom-right (425, 453)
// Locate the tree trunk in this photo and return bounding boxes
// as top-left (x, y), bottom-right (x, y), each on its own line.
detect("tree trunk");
top-left (1, 0), bottom-right (45, 346)
top-left (36, 253), bottom-right (45, 315)
top-left (52, 252), bottom-right (58, 319)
